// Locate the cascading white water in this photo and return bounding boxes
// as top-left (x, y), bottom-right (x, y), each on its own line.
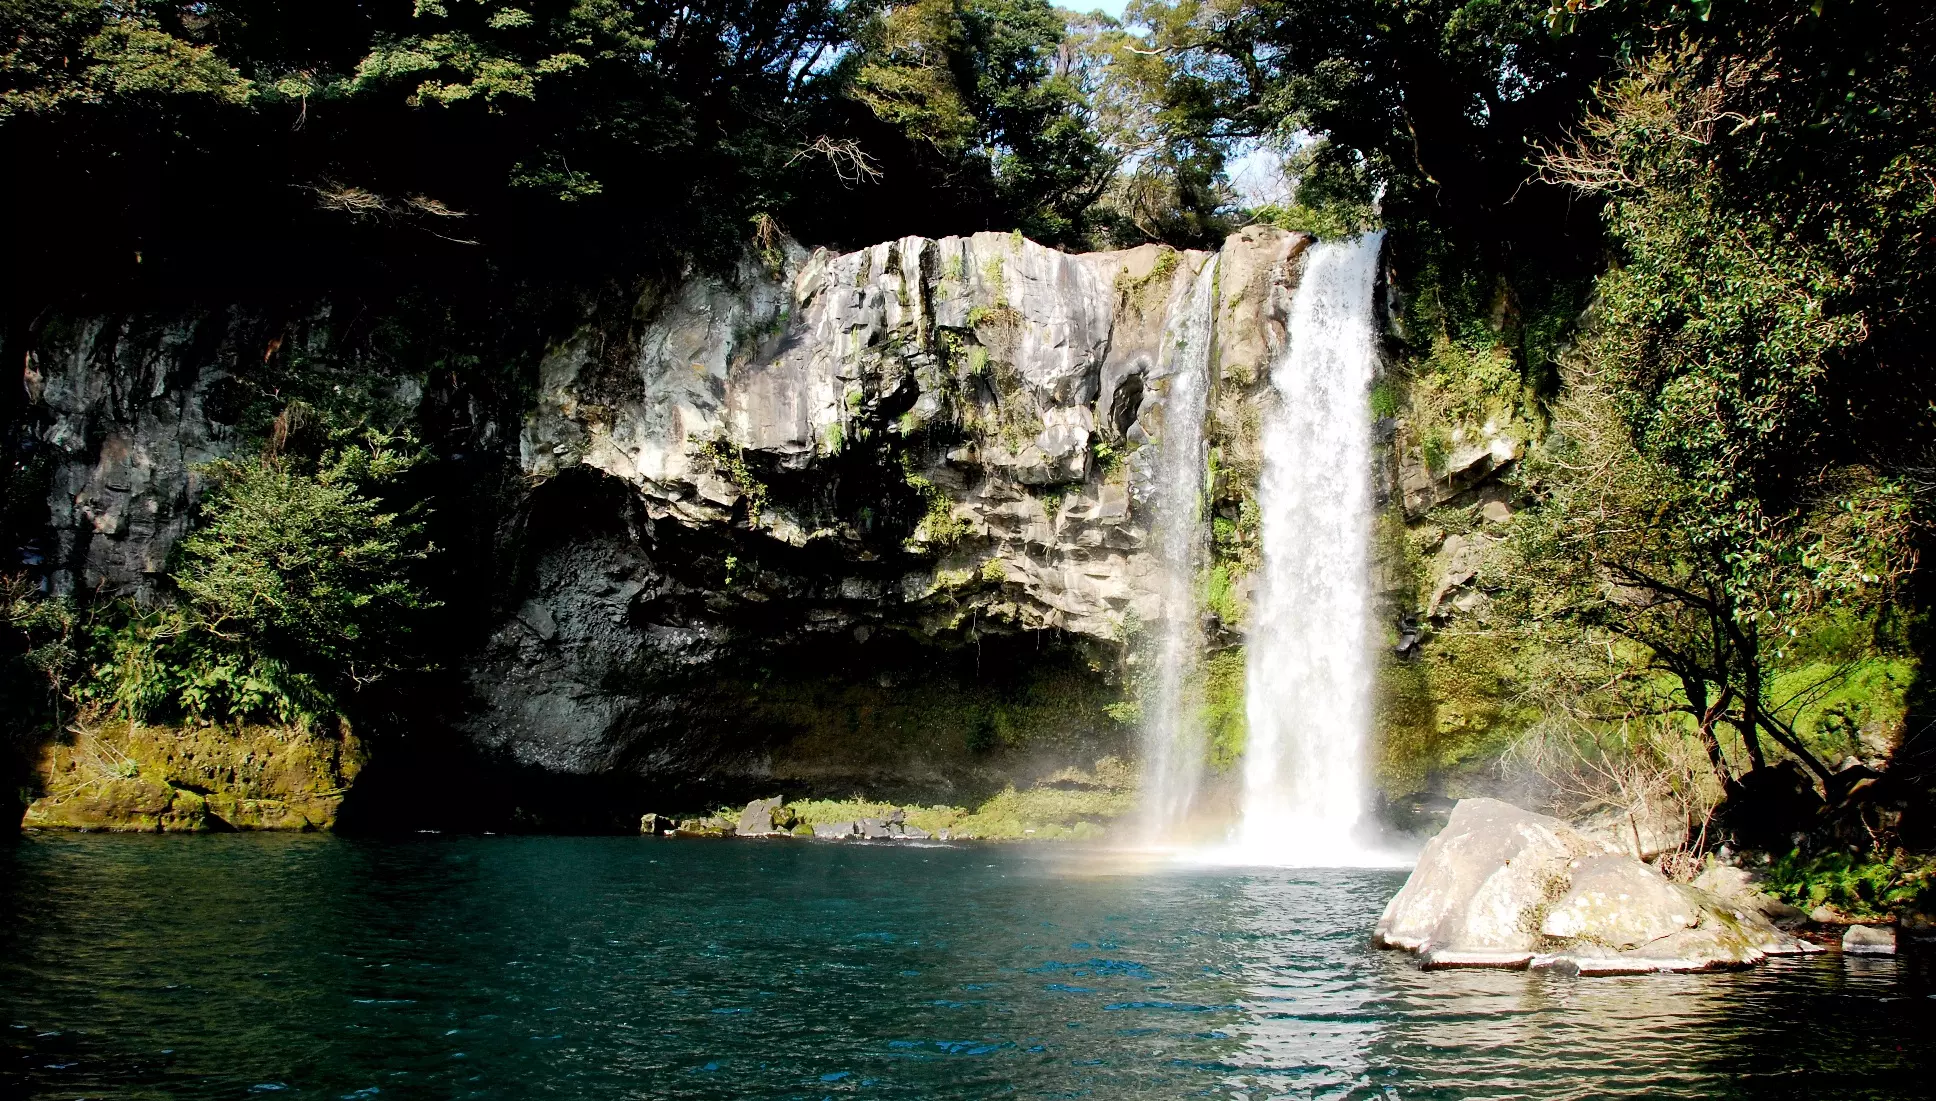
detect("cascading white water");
top-left (1231, 234), bottom-right (1395, 866)
top-left (1137, 254), bottom-right (1220, 842)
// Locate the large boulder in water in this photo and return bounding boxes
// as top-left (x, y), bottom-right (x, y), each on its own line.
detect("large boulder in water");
top-left (1373, 798), bottom-right (1818, 973)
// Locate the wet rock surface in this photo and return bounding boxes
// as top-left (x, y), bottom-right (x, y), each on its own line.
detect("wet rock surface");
top-left (1374, 798), bottom-right (1818, 973)
top-left (736, 796), bottom-right (788, 837)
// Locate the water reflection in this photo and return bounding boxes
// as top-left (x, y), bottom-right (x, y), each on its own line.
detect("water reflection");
top-left (1360, 938), bottom-right (1933, 1100)
top-left (3, 836), bottom-right (1933, 1100)
top-left (1225, 870), bottom-right (1389, 1098)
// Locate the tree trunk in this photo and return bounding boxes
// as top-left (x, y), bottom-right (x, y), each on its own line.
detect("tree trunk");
top-left (1739, 620), bottom-right (1768, 770)
top-left (1685, 675), bottom-right (1738, 793)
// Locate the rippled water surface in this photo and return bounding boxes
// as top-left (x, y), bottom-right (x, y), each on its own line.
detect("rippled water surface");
top-left (3, 834), bottom-right (1932, 1100)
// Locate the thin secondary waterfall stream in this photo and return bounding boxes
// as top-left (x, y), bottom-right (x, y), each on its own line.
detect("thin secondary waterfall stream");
top-left (1234, 233), bottom-right (1390, 866)
top-left (1138, 254), bottom-right (1220, 841)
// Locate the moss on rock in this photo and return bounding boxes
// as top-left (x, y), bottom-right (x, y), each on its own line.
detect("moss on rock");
top-left (781, 756), bottom-right (1136, 840)
top-left (21, 718), bottom-right (363, 831)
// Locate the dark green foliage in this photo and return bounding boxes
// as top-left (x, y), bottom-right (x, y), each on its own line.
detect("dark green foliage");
top-left (78, 423), bottom-right (434, 726)
top-left (1765, 849), bottom-right (1936, 921)
top-left (847, 0), bottom-right (1117, 246)
top-left (2, 576), bottom-right (81, 757)
top-left (0, 0), bottom-right (1161, 304)
top-left (1251, 139), bottom-right (1380, 240)
top-left (2, 0), bottom-right (862, 291)
top-left (1133, 0), bottom-right (1620, 269)
top-left (1513, 0), bottom-right (1936, 796)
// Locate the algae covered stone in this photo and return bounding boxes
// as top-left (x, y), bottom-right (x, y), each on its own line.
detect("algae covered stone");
top-left (23, 720), bottom-right (362, 832)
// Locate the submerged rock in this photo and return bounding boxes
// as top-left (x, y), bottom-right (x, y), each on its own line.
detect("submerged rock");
top-left (1373, 798), bottom-right (1817, 973)
top-left (1843, 925), bottom-right (1897, 955)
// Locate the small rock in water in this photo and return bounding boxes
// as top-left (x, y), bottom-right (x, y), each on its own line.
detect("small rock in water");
top-left (674, 816), bottom-right (734, 837)
top-left (901, 824), bottom-right (931, 840)
top-left (639, 813), bottom-right (666, 836)
top-left (812, 821), bottom-right (857, 840)
top-left (1843, 925), bottom-right (1897, 955)
top-left (858, 818), bottom-right (895, 840)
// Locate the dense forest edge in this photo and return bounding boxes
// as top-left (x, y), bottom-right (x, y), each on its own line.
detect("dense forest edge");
top-left (4, 0), bottom-right (1936, 921)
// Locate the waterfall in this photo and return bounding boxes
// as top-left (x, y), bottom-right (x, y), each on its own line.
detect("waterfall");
top-left (1137, 254), bottom-right (1219, 842)
top-left (1233, 234), bottom-right (1392, 866)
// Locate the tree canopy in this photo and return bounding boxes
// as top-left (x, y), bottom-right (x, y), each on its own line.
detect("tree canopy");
top-left (0, 0), bottom-right (1224, 302)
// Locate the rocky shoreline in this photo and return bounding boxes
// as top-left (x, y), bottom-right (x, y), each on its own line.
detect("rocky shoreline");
top-left (1373, 798), bottom-right (1922, 971)
top-left (647, 797), bottom-right (956, 841)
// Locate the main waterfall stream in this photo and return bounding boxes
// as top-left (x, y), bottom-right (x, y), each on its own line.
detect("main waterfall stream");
top-left (1232, 234), bottom-right (1393, 866)
top-left (1137, 234), bottom-right (1396, 864)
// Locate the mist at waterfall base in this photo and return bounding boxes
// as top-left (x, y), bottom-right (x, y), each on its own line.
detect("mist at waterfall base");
top-left (8, 834), bottom-right (1933, 1101)
top-left (1136, 235), bottom-right (1406, 868)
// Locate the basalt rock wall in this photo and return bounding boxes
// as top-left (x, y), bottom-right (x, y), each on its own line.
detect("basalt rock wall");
top-left (15, 228), bottom-right (1316, 823)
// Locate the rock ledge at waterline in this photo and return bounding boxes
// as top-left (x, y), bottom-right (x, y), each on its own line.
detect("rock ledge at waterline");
top-left (1373, 798), bottom-right (1817, 974)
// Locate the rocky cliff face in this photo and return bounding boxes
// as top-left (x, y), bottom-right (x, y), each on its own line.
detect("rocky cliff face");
top-left (471, 227), bottom-right (1310, 789)
top-left (18, 228), bottom-right (1321, 820)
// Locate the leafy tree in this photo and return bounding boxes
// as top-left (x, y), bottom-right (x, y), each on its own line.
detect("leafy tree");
top-left (1063, 7), bottom-right (1232, 248)
top-left (0, 0), bottom-right (251, 118)
top-left (1125, 0), bottom-right (1626, 245)
top-left (0, 0), bottom-right (1171, 298)
top-left (841, 0), bottom-right (1120, 245)
top-left (80, 417), bottom-right (435, 726)
top-left (1529, 0), bottom-right (1936, 794)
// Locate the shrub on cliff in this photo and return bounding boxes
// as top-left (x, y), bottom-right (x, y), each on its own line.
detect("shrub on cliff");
top-left (83, 418), bottom-right (434, 727)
